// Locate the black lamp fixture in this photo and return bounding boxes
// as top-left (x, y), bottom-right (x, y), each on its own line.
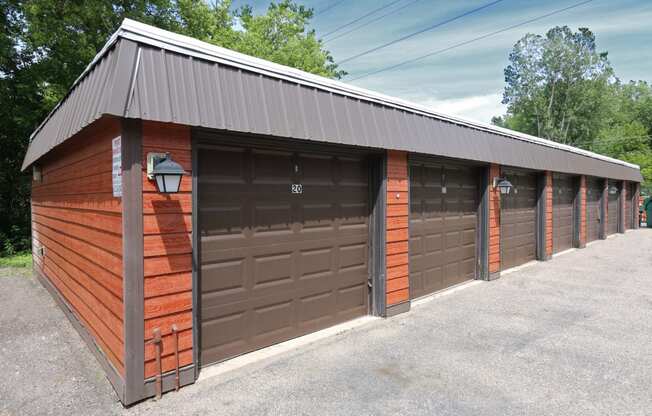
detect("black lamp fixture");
top-left (493, 177), bottom-right (513, 195)
top-left (147, 152), bottom-right (186, 193)
top-left (609, 185), bottom-right (618, 195)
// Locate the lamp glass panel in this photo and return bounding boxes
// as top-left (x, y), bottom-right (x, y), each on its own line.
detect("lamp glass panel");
top-left (155, 175), bottom-right (167, 193)
top-left (164, 174), bottom-right (181, 193)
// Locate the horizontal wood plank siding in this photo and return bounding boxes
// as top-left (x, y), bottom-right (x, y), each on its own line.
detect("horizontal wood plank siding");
top-left (386, 150), bottom-right (409, 306)
top-left (142, 121), bottom-right (194, 379)
top-left (579, 176), bottom-right (587, 245)
top-left (488, 164), bottom-right (501, 274)
top-left (545, 171), bottom-right (553, 257)
top-left (31, 117), bottom-right (124, 375)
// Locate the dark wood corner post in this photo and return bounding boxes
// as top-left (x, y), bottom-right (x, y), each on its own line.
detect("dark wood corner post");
top-left (370, 153), bottom-right (387, 317)
top-left (634, 182), bottom-right (641, 229)
top-left (191, 133), bottom-right (201, 377)
top-left (619, 180), bottom-right (626, 233)
top-left (600, 178), bottom-right (608, 239)
top-left (477, 166), bottom-right (490, 281)
top-left (121, 118), bottom-right (145, 405)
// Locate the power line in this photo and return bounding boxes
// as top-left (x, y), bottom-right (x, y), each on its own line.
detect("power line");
top-left (321, 0), bottom-right (404, 39)
top-left (314, 0), bottom-right (347, 17)
top-left (338, 0), bottom-right (504, 65)
top-left (324, 0), bottom-right (423, 44)
top-left (348, 0), bottom-right (595, 82)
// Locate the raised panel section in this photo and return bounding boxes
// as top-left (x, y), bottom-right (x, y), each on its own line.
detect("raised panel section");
top-left (501, 169), bottom-right (537, 270)
top-left (553, 173), bottom-right (575, 253)
top-left (200, 142), bottom-right (369, 366)
top-left (409, 160), bottom-right (479, 299)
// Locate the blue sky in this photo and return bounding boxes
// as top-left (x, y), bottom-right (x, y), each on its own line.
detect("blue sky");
top-left (232, 0), bottom-right (652, 123)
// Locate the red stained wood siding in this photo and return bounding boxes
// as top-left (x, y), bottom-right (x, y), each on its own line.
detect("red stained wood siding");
top-left (31, 117), bottom-right (124, 375)
top-left (386, 151), bottom-right (409, 306)
top-left (545, 171), bottom-right (553, 257)
top-left (141, 121), bottom-right (193, 379)
top-left (488, 164), bottom-right (501, 274)
top-left (579, 176), bottom-right (587, 245)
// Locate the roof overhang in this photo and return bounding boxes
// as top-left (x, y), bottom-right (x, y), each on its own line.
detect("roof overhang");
top-left (22, 19), bottom-right (643, 183)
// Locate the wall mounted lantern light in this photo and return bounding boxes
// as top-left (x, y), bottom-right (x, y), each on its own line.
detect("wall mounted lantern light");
top-left (493, 177), bottom-right (513, 195)
top-left (609, 186), bottom-right (619, 195)
top-left (147, 152), bottom-right (186, 193)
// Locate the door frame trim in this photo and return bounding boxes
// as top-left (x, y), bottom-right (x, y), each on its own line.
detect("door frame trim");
top-left (478, 166), bottom-right (490, 280)
top-left (191, 131), bottom-right (201, 376)
top-left (370, 152), bottom-right (387, 317)
top-left (572, 175), bottom-right (584, 248)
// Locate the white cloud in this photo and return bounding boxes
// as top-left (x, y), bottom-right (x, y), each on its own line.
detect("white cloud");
top-left (416, 92), bottom-right (507, 124)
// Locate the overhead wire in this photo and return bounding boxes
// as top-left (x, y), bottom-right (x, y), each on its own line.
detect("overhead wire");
top-left (314, 0), bottom-right (347, 17)
top-left (348, 0), bottom-right (595, 82)
top-left (338, 0), bottom-right (504, 65)
top-left (321, 0), bottom-right (404, 39)
top-left (324, 0), bottom-right (423, 44)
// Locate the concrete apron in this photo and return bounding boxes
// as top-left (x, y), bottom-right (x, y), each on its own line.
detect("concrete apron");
top-left (197, 278), bottom-right (484, 383)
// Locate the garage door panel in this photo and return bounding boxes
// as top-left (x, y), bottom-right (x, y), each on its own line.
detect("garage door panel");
top-left (200, 144), bottom-right (369, 366)
top-left (586, 178), bottom-right (602, 242)
top-left (201, 312), bottom-right (247, 355)
top-left (252, 149), bottom-right (293, 181)
top-left (444, 231), bottom-right (461, 249)
top-left (501, 170), bottom-right (537, 270)
top-left (201, 258), bottom-right (246, 294)
top-left (553, 174), bottom-right (575, 253)
top-left (409, 160), bottom-right (479, 299)
top-left (425, 234), bottom-right (443, 252)
top-left (339, 243), bottom-right (367, 268)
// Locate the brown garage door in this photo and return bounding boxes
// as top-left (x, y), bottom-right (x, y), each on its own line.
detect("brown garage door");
top-left (409, 160), bottom-right (479, 299)
top-left (553, 173), bottom-right (575, 254)
top-left (586, 177), bottom-right (602, 242)
top-left (501, 169), bottom-right (537, 270)
top-left (607, 180), bottom-right (620, 235)
top-left (199, 143), bottom-right (369, 366)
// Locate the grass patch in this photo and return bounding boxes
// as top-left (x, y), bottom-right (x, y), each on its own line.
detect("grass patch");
top-left (0, 251), bottom-right (32, 269)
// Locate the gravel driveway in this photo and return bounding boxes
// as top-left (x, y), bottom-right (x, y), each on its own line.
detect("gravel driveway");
top-left (2, 229), bottom-right (651, 416)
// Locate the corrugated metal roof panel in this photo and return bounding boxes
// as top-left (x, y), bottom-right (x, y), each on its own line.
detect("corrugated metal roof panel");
top-left (22, 40), bottom-right (137, 169)
top-left (22, 19), bottom-right (643, 182)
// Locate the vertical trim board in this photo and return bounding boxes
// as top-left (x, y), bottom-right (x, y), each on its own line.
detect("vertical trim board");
top-left (122, 118), bottom-right (145, 404)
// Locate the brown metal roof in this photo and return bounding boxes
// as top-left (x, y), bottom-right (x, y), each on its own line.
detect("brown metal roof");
top-left (22, 19), bottom-right (643, 183)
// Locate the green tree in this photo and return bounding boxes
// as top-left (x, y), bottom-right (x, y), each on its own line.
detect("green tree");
top-left (596, 81), bottom-right (652, 193)
top-left (495, 26), bottom-right (652, 192)
top-left (499, 26), bottom-right (614, 148)
top-left (0, 0), bottom-right (343, 255)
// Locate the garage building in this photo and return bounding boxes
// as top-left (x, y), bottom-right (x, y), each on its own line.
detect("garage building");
top-left (21, 20), bottom-right (643, 405)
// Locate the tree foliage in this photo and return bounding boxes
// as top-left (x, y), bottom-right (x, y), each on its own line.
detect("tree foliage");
top-left (495, 26), bottom-right (652, 193)
top-left (0, 0), bottom-right (343, 255)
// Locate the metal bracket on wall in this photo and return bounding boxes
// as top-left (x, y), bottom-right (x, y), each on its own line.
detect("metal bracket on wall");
top-left (146, 328), bottom-right (163, 400)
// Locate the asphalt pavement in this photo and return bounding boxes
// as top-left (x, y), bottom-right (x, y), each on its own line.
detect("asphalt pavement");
top-left (1, 229), bottom-right (651, 416)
